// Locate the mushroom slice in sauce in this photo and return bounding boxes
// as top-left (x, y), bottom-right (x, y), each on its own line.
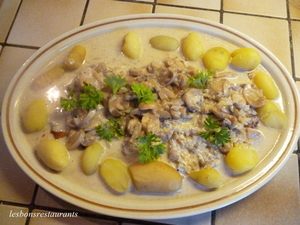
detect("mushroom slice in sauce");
top-left (182, 88), bottom-right (204, 112)
top-left (66, 129), bottom-right (85, 150)
top-left (243, 85), bottom-right (266, 108)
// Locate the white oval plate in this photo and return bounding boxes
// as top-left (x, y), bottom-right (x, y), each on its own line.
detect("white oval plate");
top-left (2, 14), bottom-right (300, 219)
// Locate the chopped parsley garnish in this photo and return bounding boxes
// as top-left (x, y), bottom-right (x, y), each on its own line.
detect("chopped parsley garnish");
top-left (200, 115), bottom-right (231, 146)
top-left (95, 119), bottom-right (124, 142)
top-left (131, 83), bottom-right (156, 103)
top-left (136, 131), bottom-right (166, 163)
top-left (104, 75), bottom-right (127, 95)
top-left (188, 69), bottom-right (212, 89)
top-left (60, 84), bottom-right (103, 110)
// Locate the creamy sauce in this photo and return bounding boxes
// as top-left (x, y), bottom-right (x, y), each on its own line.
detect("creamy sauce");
top-left (19, 27), bottom-right (282, 197)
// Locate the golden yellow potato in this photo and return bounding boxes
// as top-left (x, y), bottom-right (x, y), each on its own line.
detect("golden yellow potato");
top-left (225, 143), bottom-right (259, 174)
top-left (36, 139), bottom-right (70, 171)
top-left (121, 32), bottom-right (142, 59)
top-left (231, 48), bottom-right (261, 70)
top-left (81, 142), bottom-right (104, 175)
top-left (253, 72), bottom-right (279, 99)
top-left (256, 100), bottom-right (287, 130)
top-left (189, 168), bottom-right (222, 188)
top-left (202, 47), bottom-right (231, 72)
top-left (64, 45), bottom-right (86, 70)
top-left (31, 66), bottom-right (65, 91)
top-left (99, 158), bottom-right (131, 193)
top-left (22, 99), bottom-right (48, 133)
top-left (128, 161), bottom-right (182, 193)
top-left (150, 35), bottom-right (179, 51)
top-left (181, 32), bottom-right (204, 61)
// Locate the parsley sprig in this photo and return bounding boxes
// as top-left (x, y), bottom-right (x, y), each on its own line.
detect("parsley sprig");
top-left (60, 84), bottom-right (103, 110)
top-left (188, 69), bottom-right (212, 89)
top-left (95, 119), bottom-right (124, 142)
top-left (200, 115), bottom-right (231, 146)
top-left (131, 83), bottom-right (156, 103)
top-left (136, 132), bottom-right (166, 163)
top-left (104, 75), bottom-right (127, 95)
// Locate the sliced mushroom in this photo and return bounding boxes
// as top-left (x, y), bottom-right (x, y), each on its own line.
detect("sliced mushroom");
top-left (93, 62), bottom-right (107, 73)
top-left (74, 67), bottom-right (104, 91)
top-left (141, 113), bottom-right (160, 133)
top-left (231, 93), bottom-right (247, 109)
top-left (73, 110), bottom-right (96, 128)
top-left (243, 85), bottom-right (266, 108)
top-left (80, 130), bottom-right (98, 147)
top-left (182, 88), bottom-right (203, 112)
top-left (66, 129), bottom-right (85, 150)
top-left (170, 105), bottom-right (187, 119)
top-left (138, 102), bottom-right (158, 111)
top-left (153, 108), bottom-right (171, 119)
top-left (108, 95), bottom-right (130, 117)
top-left (128, 67), bottom-right (148, 77)
top-left (127, 118), bottom-right (142, 139)
top-left (245, 128), bottom-right (264, 144)
top-left (209, 79), bottom-right (231, 97)
top-left (211, 107), bottom-right (237, 128)
top-left (157, 70), bottom-right (177, 86)
top-left (158, 87), bottom-right (176, 101)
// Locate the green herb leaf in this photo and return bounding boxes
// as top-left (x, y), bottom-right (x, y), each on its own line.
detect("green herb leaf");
top-left (131, 83), bottom-right (156, 103)
top-left (136, 131), bottom-right (166, 163)
top-left (79, 84), bottom-right (103, 109)
top-left (60, 87), bottom-right (78, 110)
top-left (200, 115), bottom-right (231, 146)
top-left (95, 119), bottom-right (124, 142)
top-left (60, 84), bottom-right (103, 110)
top-left (188, 69), bottom-right (212, 89)
top-left (104, 75), bottom-right (127, 95)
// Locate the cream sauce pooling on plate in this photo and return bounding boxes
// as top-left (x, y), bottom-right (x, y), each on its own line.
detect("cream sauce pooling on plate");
top-left (20, 27), bottom-right (282, 197)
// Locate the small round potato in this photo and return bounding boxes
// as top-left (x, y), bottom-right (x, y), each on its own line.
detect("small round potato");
top-left (150, 35), bottom-right (179, 51)
top-left (202, 47), bottom-right (231, 72)
top-left (128, 161), bottom-right (182, 193)
top-left (231, 48), bottom-right (261, 70)
top-left (64, 45), bottom-right (86, 70)
top-left (225, 143), bottom-right (259, 174)
top-left (99, 158), bottom-right (131, 193)
top-left (256, 100), bottom-right (287, 130)
top-left (253, 72), bottom-right (279, 99)
top-left (36, 140), bottom-right (70, 171)
top-left (22, 99), bottom-right (48, 133)
top-left (181, 32), bottom-right (204, 61)
top-left (121, 32), bottom-right (142, 59)
top-left (189, 168), bottom-right (222, 188)
top-left (81, 142), bottom-right (104, 175)
top-left (31, 66), bottom-right (65, 91)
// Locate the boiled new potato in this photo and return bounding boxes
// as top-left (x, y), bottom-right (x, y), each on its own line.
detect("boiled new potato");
top-left (189, 168), bottom-right (222, 188)
top-left (253, 72), bottom-right (279, 99)
top-left (22, 99), bottom-right (48, 133)
top-left (256, 100), bottom-right (287, 130)
top-left (99, 158), bottom-right (131, 193)
top-left (36, 139), bottom-right (70, 171)
top-left (121, 32), bottom-right (142, 59)
top-left (81, 142), bottom-right (104, 175)
top-left (225, 143), bottom-right (259, 174)
top-left (128, 161), bottom-right (182, 193)
top-left (31, 66), bottom-right (65, 90)
top-left (150, 35), bottom-right (179, 51)
top-left (64, 45), bottom-right (86, 70)
top-left (231, 48), bottom-right (261, 70)
top-left (202, 47), bottom-right (231, 72)
top-left (181, 32), bottom-right (204, 61)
